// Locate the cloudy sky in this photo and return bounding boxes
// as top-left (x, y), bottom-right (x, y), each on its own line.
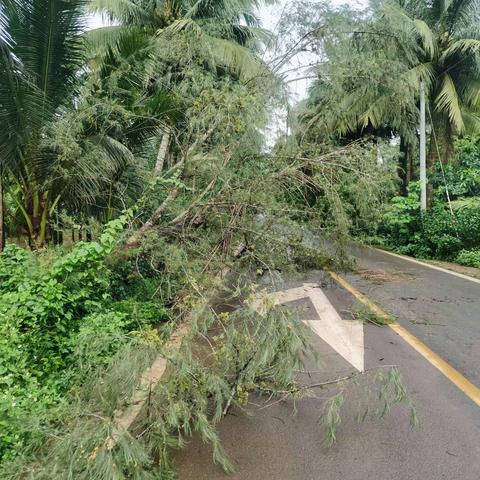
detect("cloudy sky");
top-left (260, 0), bottom-right (369, 99)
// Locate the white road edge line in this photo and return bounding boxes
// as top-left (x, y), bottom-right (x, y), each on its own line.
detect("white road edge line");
top-left (374, 248), bottom-right (480, 285)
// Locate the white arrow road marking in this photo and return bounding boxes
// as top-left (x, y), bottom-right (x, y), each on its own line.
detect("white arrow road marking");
top-left (267, 283), bottom-right (364, 372)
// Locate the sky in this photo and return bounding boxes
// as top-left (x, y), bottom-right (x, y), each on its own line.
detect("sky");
top-left (259, 0), bottom-right (369, 100)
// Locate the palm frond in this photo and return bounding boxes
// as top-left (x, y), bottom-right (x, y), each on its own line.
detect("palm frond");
top-left (9, 0), bottom-right (87, 105)
top-left (161, 17), bottom-right (203, 35)
top-left (377, 1), bottom-right (436, 59)
top-left (441, 37), bottom-right (480, 60)
top-left (445, 0), bottom-right (480, 32)
top-left (359, 95), bottom-right (390, 130)
top-left (88, 134), bottom-right (135, 170)
top-left (459, 106), bottom-right (480, 133)
top-left (83, 25), bottom-right (131, 60)
top-left (206, 35), bottom-right (268, 81)
top-left (89, 0), bottom-right (151, 25)
top-left (407, 62), bottom-right (435, 86)
top-left (461, 77), bottom-right (480, 108)
top-left (184, 0), bottom-right (269, 22)
top-left (413, 19), bottom-right (437, 59)
top-left (0, 1), bottom-right (48, 171)
top-left (435, 73), bottom-right (464, 132)
top-left (159, 19), bottom-right (267, 81)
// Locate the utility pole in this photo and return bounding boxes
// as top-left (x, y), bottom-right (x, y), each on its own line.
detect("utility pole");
top-left (419, 80), bottom-right (427, 211)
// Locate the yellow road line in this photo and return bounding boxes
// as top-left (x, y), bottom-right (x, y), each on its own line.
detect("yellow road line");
top-left (329, 271), bottom-right (480, 408)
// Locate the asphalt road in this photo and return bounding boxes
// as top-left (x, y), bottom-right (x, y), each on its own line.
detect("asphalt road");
top-left (174, 248), bottom-right (480, 479)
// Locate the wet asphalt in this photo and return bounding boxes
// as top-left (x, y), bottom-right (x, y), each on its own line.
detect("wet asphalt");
top-left (174, 247), bottom-right (480, 479)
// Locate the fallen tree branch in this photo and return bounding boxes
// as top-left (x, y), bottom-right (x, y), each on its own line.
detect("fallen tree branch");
top-left (258, 365), bottom-right (399, 410)
top-left (124, 187), bottom-right (179, 248)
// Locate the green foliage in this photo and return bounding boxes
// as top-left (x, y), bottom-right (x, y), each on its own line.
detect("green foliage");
top-left (456, 249), bottom-right (480, 268)
top-left (433, 136), bottom-right (480, 199)
top-left (320, 367), bottom-right (415, 448)
top-left (1, 285), bottom-right (309, 479)
top-left (379, 182), bottom-right (480, 260)
top-left (381, 182), bottom-right (422, 248)
top-left (351, 304), bottom-right (395, 326)
top-left (321, 392), bottom-right (345, 447)
top-left (0, 214), bottom-right (161, 460)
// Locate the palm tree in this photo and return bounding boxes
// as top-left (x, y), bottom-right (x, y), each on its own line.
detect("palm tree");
top-left (0, 0), bottom-right (170, 247)
top-left (388, 0), bottom-right (480, 165)
top-left (0, 2), bottom-right (12, 252)
top-left (0, 0), bottom-right (85, 246)
top-left (88, 0), bottom-right (273, 171)
top-left (304, 0), bottom-right (480, 166)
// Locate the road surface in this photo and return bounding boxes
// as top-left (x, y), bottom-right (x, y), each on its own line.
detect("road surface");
top-left (174, 247), bottom-right (480, 479)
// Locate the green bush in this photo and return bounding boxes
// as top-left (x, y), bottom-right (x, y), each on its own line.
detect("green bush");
top-left (379, 182), bottom-right (424, 252)
top-left (456, 249), bottom-right (480, 268)
top-left (433, 136), bottom-right (480, 199)
top-left (379, 181), bottom-right (480, 261)
top-left (0, 215), bottom-right (169, 460)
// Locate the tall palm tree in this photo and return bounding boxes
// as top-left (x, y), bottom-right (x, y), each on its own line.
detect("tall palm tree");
top-left (0, 0), bottom-right (89, 247)
top-left (305, 0), bottom-right (480, 165)
top-left (0, 0), bottom-right (169, 247)
top-left (388, 0), bottom-right (480, 164)
top-left (0, 2), bottom-right (12, 252)
top-left (88, 0), bottom-right (273, 171)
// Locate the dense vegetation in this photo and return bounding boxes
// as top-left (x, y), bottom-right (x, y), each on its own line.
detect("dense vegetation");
top-left (1, 0), bottom-right (478, 477)
top-left (288, 0), bottom-right (480, 266)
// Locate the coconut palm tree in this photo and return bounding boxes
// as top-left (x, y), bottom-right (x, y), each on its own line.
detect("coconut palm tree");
top-left (389, 0), bottom-right (480, 164)
top-left (301, 0), bottom-right (480, 203)
top-left (305, 0), bottom-right (480, 162)
top-left (0, 0), bottom-right (170, 247)
top-left (0, 0), bottom-right (89, 247)
top-left (88, 0), bottom-right (274, 170)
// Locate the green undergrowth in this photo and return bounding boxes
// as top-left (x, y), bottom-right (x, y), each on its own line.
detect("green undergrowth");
top-left (0, 215), bottom-right (170, 463)
top-left (456, 249), bottom-right (480, 268)
top-left (1, 283), bottom-right (310, 479)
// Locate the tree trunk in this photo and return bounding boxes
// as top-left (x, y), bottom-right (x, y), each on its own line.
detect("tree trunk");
top-left (443, 120), bottom-right (454, 165)
top-left (124, 125), bottom-right (217, 248)
top-left (408, 151), bottom-right (414, 186)
top-left (426, 136), bottom-right (437, 209)
top-left (124, 187), bottom-right (179, 248)
top-left (29, 193), bottom-right (49, 249)
top-left (154, 128), bottom-right (171, 175)
top-left (399, 137), bottom-right (409, 196)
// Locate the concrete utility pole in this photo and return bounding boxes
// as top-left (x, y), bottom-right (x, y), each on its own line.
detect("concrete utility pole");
top-left (419, 80), bottom-right (427, 210)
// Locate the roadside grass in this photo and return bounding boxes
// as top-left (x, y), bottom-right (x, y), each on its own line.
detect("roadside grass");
top-left (351, 302), bottom-right (396, 326)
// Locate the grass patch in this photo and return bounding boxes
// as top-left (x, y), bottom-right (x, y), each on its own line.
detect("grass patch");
top-left (351, 303), bottom-right (395, 326)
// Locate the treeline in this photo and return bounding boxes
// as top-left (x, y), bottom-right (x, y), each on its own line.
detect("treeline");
top-left (285, 0), bottom-right (480, 265)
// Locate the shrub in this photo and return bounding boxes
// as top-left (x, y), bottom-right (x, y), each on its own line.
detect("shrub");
top-left (456, 249), bottom-right (480, 268)
top-left (379, 182), bottom-right (423, 251)
top-left (433, 137), bottom-right (480, 199)
top-left (378, 179), bottom-right (480, 261)
top-left (0, 216), bottom-right (144, 460)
